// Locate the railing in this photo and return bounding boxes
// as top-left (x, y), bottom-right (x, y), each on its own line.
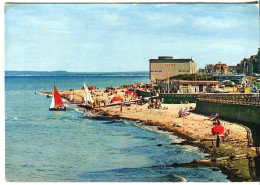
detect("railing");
top-left (197, 93), bottom-right (260, 106)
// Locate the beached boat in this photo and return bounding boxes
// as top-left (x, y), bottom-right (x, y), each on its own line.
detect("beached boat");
top-left (78, 82), bottom-right (94, 109)
top-left (49, 85), bottom-right (67, 111)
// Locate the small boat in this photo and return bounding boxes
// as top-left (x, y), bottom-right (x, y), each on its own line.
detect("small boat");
top-left (69, 83), bottom-right (78, 104)
top-left (78, 82), bottom-right (93, 110)
top-left (49, 85), bottom-right (67, 111)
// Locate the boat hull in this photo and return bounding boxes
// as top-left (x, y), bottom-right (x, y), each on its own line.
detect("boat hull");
top-left (49, 108), bottom-right (67, 111)
top-left (78, 104), bottom-right (92, 110)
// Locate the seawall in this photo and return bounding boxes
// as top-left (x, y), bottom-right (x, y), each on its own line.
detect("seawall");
top-left (136, 90), bottom-right (197, 104)
top-left (195, 101), bottom-right (260, 146)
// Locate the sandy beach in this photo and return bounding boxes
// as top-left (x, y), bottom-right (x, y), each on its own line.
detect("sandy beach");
top-left (53, 88), bottom-right (258, 181)
top-left (59, 89), bottom-right (248, 142)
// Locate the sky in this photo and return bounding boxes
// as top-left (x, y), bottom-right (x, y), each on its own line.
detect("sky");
top-left (5, 3), bottom-right (259, 72)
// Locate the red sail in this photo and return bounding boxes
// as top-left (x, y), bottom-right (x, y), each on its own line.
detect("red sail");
top-left (54, 85), bottom-right (64, 106)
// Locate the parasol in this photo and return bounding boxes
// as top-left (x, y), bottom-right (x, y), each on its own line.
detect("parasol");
top-left (212, 125), bottom-right (224, 135)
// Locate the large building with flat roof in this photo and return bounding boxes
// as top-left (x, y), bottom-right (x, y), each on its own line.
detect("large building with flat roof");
top-left (149, 56), bottom-right (197, 82)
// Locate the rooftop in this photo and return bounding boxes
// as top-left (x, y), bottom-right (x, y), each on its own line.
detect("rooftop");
top-left (150, 58), bottom-right (194, 63)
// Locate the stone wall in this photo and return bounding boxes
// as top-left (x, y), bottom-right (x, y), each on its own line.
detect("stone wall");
top-left (195, 101), bottom-right (260, 146)
top-left (136, 90), bottom-right (197, 104)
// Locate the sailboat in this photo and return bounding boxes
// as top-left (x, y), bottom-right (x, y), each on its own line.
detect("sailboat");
top-left (49, 85), bottom-right (67, 111)
top-left (69, 83), bottom-right (77, 104)
top-left (78, 82), bottom-right (93, 109)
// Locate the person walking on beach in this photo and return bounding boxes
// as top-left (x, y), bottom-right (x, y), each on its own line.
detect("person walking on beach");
top-left (120, 104), bottom-right (123, 113)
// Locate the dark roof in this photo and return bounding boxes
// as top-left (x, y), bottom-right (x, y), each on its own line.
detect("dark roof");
top-left (150, 58), bottom-right (194, 63)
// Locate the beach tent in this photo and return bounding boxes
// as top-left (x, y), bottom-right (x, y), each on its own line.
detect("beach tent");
top-left (128, 89), bottom-right (133, 92)
top-left (112, 97), bottom-right (120, 101)
top-left (125, 90), bottom-right (132, 95)
top-left (89, 86), bottom-right (96, 90)
top-left (212, 125), bottom-right (224, 135)
top-left (133, 93), bottom-right (137, 96)
top-left (117, 87), bottom-right (123, 89)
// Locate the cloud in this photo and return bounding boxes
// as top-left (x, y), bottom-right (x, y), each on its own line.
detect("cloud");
top-left (5, 3), bottom-right (259, 72)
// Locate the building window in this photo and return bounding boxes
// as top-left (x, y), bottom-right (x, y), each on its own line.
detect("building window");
top-left (151, 70), bottom-right (154, 72)
top-left (159, 70), bottom-right (162, 72)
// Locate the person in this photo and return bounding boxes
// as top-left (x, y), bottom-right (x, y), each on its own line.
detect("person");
top-left (210, 113), bottom-right (219, 121)
top-left (225, 129), bottom-right (230, 137)
top-left (178, 108), bottom-right (183, 118)
top-left (120, 104), bottom-right (123, 113)
top-left (64, 106), bottom-right (67, 110)
top-left (221, 129), bottom-right (230, 140)
top-left (209, 114), bottom-right (214, 120)
top-left (212, 118), bottom-right (221, 125)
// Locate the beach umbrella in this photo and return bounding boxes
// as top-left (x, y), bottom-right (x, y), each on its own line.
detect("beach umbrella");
top-left (89, 86), bottom-right (96, 90)
top-left (125, 90), bottom-right (132, 95)
top-left (118, 94), bottom-right (125, 100)
top-left (212, 125), bottom-right (224, 135)
top-left (128, 89), bottom-right (133, 92)
top-left (112, 96), bottom-right (120, 101)
top-left (121, 90), bottom-right (125, 92)
top-left (133, 92), bottom-right (137, 96)
top-left (117, 87), bottom-right (123, 89)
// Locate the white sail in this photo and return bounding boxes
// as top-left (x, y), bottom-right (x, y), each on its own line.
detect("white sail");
top-left (70, 93), bottom-right (73, 101)
top-left (82, 82), bottom-right (94, 104)
top-left (83, 91), bottom-right (87, 103)
top-left (88, 92), bottom-right (94, 103)
top-left (50, 96), bottom-right (55, 109)
top-left (83, 82), bottom-right (89, 103)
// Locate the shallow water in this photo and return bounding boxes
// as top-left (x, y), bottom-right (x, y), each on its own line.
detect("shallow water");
top-left (5, 75), bottom-right (229, 182)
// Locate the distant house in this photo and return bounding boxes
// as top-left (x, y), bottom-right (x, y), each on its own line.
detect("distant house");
top-left (215, 62), bottom-right (228, 74)
top-left (212, 74), bottom-right (246, 84)
top-left (177, 80), bottom-right (219, 93)
top-left (157, 80), bottom-right (219, 93)
top-left (149, 56), bottom-right (197, 83)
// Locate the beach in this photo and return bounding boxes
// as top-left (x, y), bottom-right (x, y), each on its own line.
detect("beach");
top-left (56, 88), bottom-right (258, 181)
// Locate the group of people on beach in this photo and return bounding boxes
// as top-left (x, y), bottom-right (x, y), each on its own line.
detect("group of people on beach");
top-left (147, 98), bottom-right (168, 110)
top-left (206, 113), bottom-right (231, 139)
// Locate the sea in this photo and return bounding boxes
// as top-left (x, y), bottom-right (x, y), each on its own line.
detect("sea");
top-left (5, 72), bottom-right (229, 182)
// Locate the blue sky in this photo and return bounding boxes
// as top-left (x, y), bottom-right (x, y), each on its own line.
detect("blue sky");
top-left (5, 3), bottom-right (259, 72)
